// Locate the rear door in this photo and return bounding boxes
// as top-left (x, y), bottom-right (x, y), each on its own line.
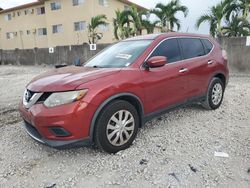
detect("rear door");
top-left (142, 38), bottom-right (190, 114)
top-left (178, 38), bottom-right (213, 99)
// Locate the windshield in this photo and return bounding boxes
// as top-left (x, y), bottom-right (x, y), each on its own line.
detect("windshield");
top-left (84, 40), bottom-right (152, 68)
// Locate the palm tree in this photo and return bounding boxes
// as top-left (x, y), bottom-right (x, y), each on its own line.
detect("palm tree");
top-left (151, 0), bottom-right (188, 32)
top-left (223, 0), bottom-right (250, 21)
top-left (223, 0), bottom-right (239, 21)
top-left (126, 6), bottom-right (143, 35)
top-left (238, 0), bottom-right (250, 19)
top-left (196, 1), bottom-right (227, 37)
top-left (88, 14), bottom-right (108, 44)
top-left (141, 20), bottom-right (159, 34)
top-left (113, 10), bottom-right (134, 40)
top-left (222, 15), bottom-right (250, 36)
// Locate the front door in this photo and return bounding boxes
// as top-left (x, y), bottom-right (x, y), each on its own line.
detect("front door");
top-left (141, 38), bottom-right (189, 115)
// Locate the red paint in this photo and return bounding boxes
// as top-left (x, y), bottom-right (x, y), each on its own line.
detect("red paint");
top-left (19, 33), bottom-right (229, 144)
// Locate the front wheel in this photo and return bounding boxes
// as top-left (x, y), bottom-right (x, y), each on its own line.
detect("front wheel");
top-left (202, 77), bottom-right (225, 110)
top-left (94, 100), bottom-right (139, 153)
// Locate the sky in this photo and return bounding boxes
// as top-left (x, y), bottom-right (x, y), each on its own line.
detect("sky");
top-left (0, 0), bottom-right (221, 34)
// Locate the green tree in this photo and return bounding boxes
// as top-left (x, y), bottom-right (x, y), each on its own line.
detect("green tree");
top-left (88, 14), bottom-right (108, 44)
top-left (223, 0), bottom-right (250, 21)
top-left (127, 6), bottom-right (143, 35)
top-left (141, 20), bottom-right (159, 34)
top-left (113, 10), bottom-right (133, 40)
top-left (222, 15), bottom-right (250, 36)
top-left (238, 0), bottom-right (250, 19)
top-left (196, 1), bottom-right (228, 37)
top-left (151, 0), bottom-right (188, 32)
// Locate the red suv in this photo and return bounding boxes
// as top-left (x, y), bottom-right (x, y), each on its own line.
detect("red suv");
top-left (19, 33), bottom-right (229, 153)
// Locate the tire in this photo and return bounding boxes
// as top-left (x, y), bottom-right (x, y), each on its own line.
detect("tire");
top-left (94, 100), bottom-right (139, 153)
top-left (202, 77), bottom-right (225, 110)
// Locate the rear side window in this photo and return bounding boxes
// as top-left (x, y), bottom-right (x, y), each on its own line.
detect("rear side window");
top-left (179, 38), bottom-right (205, 59)
top-left (201, 39), bottom-right (213, 54)
top-left (150, 39), bottom-right (182, 63)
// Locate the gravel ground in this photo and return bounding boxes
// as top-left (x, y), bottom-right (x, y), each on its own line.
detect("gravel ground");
top-left (0, 65), bottom-right (249, 188)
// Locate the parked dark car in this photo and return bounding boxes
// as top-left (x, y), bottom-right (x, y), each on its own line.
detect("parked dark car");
top-left (19, 33), bottom-right (229, 153)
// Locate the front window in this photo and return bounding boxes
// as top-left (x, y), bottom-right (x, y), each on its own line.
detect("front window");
top-left (84, 40), bottom-right (152, 68)
top-left (149, 38), bottom-right (182, 63)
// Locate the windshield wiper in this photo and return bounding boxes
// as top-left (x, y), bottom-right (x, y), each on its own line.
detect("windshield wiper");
top-left (92, 65), bottom-right (103, 68)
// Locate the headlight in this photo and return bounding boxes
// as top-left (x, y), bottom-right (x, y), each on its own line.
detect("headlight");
top-left (44, 89), bottom-right (88, 108)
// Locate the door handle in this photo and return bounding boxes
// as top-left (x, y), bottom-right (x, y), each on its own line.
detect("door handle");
top-left (179, 68), bottom-right (188, 73)
top-left (208, 60), bottom-right (214, 65)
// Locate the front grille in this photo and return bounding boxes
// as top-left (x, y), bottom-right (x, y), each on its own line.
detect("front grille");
top-left (37, 92), bottom-right (52, 103)
top-left (23, 89), bottom-right (43, 109)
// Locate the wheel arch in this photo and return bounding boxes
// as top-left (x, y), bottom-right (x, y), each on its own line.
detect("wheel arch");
top-left (89, 93), bottom-right (144, 142)
top-left (213, 73), bottom-right (226, 87)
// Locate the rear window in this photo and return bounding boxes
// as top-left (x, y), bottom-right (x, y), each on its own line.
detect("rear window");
top-left (201, 39), bottom-right (213, 54)
top-left (179, 38), bottom-right (205, 59)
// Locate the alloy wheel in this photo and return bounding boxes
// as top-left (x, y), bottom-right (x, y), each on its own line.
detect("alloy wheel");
top-left (211, 83), bottom-right (223, 105)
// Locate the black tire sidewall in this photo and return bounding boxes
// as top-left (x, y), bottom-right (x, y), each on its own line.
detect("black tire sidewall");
top-left (208, 78), bottom-right (224, 110)
top-left (95, 100), bottom-right (139, 153)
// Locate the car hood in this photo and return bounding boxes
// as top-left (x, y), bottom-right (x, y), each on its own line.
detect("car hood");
top-left (27, 66), bottom-right (121, 92)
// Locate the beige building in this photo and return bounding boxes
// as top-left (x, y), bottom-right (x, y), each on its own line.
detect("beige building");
top-left (0, 0), bottom-right (158, 50)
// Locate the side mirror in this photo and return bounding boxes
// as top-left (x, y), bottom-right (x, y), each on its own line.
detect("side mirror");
top-left (146, 56), bottom-right (167, 68)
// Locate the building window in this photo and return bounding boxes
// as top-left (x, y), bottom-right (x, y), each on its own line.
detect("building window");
top-left (24, 9), bottom-right (34, 15)
top-left (74, 21), bottom-right (86, 31)
top-left (4, 14), bottom-right (11, 21)
top-left (38, 28), bottom-right (47, 36)
top-left (73, 0), bottom-right (84, 6)
top-left (37, 7), bottom-right (45, 15)
top-left (6, 32), bottom-right (14, 39)
top-left (99, 0), bottom-right (108, 6)
top-left (26, 30), bottom-right (31, 35)
top-left (51, 2), bottom-right (61, 10)
top-left (98, 24), bottom-right (109, 32)
top-left (52, 24), bottom-right (63, 33)
top-left (17, 11), bottom-right (21, 16)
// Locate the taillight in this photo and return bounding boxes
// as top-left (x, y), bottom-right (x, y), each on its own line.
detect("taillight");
top-left (222, 50), bottom-right (227, 60)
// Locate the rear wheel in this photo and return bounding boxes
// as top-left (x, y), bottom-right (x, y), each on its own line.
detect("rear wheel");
top-left (94, 100), bottom-right (139, 153)
top-left (202, 77), bottom-right (224, 110)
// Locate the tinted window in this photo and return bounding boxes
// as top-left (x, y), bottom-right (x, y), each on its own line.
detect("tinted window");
top-left (179, 38), bottom-right (205, 59)
top-left (201, 39), bottom-right (213, 54)
top-left (150, 39), bottom-right (182, 63)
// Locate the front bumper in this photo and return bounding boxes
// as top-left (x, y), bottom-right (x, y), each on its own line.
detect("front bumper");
top-left (19, 100), bottom-right (97, 148)
top-left (23, 121), bottom-right (91, 148)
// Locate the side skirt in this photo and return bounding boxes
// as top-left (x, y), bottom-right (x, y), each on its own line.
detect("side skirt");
top-left (142, 95), bottom-right (206, 124)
